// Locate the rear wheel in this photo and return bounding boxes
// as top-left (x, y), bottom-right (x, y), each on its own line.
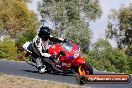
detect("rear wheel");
top-left (78, 62), bottom-right (93, 75)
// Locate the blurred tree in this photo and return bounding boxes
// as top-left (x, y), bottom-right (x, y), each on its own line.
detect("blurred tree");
top-left (0, 0), bottom-right (39, 38)
top-left (14, 29), bottom-right (36, 60)
top-left (65, 23), bottom-right (92, 52)
top-left (23, 0), bottom-right (32, 3)
top-left (105, 4), bottom-right (132, 55)
top-left (0, 38), bottom-right (18, 60)
top-left (88, 39), bottom-right (130, 73)
top-left (15, 29), bottom-right (36, 52)
top-left (109, 49), bottom-right (130, 73)
top-left (91, 38), bottom-right (112, 54)
top-left (38, 0), bottom-right (102, 52)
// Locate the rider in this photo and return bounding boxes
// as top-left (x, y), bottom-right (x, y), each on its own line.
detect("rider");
top-left (31, 26), bottom-right (67, 73)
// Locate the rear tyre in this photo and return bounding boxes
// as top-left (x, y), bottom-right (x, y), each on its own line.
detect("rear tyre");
top-left (78, 62), bottom-right (93, 75)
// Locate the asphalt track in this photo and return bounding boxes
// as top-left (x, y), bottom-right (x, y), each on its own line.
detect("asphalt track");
top-left (0, 60), bottom-right (131, 88)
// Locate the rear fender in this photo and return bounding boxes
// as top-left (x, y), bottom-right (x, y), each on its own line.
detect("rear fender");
top-left (73, 57), bottom-right (86, 66)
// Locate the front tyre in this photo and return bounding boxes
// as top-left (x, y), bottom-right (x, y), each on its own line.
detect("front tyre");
top-left (78, 62), bottom-right (93, 75)
top-left (76, 75), bottom-right (87, 85)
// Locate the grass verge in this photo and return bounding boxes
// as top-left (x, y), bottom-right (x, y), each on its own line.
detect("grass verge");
top-left (0, 74), bottom-right (86, 88)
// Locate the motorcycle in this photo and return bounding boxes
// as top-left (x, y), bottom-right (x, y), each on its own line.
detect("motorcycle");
top-left (23, 40), bottom-right (93, 76)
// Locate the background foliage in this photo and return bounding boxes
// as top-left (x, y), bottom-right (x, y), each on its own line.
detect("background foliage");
top-left (87, 39), bottom-right (130, 73)
top-left (106, 4), bottom-right (132, 55)
top-left (0, 0), bottom-right (39, 38)
top-left (0, 0), bottom-right (38, 61)
top-left (0, 0), bottom-right (131, 73)
top-left (38, 0), bottom-right (102, 52)
top-left (104, 4), bottom-right (132, 73)
top-left (0, 38), bottom-right (18, 60)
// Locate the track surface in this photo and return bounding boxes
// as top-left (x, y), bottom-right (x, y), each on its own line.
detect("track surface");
top-left (0, 60), bottom-right (131, 88)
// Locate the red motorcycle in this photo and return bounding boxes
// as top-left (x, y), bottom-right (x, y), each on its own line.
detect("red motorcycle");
top-left (24, 41), bottom-right (93, 75)
top-left (44, 41), bottom-right (93, 75)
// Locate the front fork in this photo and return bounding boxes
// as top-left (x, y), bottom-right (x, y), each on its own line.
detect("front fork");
top-left (72, 56), bottom-right (86, 67)
top-left (71, 56), bottom-right (86, 75)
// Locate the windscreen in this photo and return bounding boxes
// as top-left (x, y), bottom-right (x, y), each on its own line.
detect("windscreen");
top-left (62, 42), bottom-right (73, 51)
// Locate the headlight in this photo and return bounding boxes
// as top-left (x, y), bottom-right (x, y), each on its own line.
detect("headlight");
top-left (74, 50), bottom-right (79, 58)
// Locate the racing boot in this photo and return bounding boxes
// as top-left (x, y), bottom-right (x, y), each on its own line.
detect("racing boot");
top-left (36, 58), bottom-right (47, 74)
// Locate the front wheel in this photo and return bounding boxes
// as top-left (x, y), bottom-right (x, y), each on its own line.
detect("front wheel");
top-left (78, 62), bottom-right (93, 75)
